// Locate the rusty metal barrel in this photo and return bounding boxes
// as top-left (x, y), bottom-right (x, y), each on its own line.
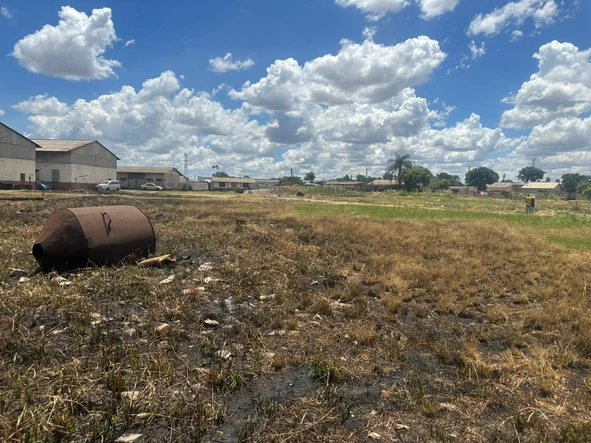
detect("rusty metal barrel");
top-left (33, 205), bottom-right (156, 272)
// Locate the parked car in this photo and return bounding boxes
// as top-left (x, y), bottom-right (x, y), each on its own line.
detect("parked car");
top-left (141, 183), bottom-right (163, 191)
top-left (36, 181), bottom-right (53, 191)
top-left (95, 180), bottom-right (121, 192)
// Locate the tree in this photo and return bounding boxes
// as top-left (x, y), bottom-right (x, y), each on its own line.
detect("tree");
top-left (386, 154), bottom-right (413, 185)
top-left (465, 167), bottom-right (499, 191)
top-left (335, 174), bottom-right (353, 181)
top-left (305, 171), bottom-right (316, 182)
top-left (561, 173), bottom-right (590, 193)
top-left (382, 172), bottom-right (394, 181)
top-left (518, 166), bottom-right (545, 183)
top-left (402, 166), bottom-right (432, 192)
top-left (279, 176), bottom-right (303, 186)
top-left (576, 181), bottom-right (591, 198)
top-left (213, 171), bottom-right (229, 177)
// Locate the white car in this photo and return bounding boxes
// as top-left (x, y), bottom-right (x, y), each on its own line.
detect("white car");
top-left (141, 183), bottom-right (163, 191)
top-left (95, 180), bottom-right (121, 192)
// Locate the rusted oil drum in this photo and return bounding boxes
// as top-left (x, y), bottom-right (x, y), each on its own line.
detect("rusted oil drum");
top-left (33, 205), bottom-right (155, 272)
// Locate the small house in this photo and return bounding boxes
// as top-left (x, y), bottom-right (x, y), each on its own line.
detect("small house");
top-left (521, 182), bottom-right (562, 195)
top-left (211, 177), bottom-right (255, 191)
top-left (486, 182), bottom-right (513, 197)
top-left (117, 166), bottom-right (188, 190)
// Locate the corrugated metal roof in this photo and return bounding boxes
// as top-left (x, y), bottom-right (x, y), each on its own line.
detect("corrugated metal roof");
top-left (118, 166), bottom-right (178, 174)
top-left (33, 139), bottom-right (94, 151)
top-left (521, 182), bottom-right (561, 190)
top-left (211, 177), bottom-right (256, 183)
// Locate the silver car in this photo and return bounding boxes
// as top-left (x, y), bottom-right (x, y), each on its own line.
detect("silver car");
top-left (141, 183), bottom-right (163, 191)
top-left (95, 180), bottom-right (121, 191)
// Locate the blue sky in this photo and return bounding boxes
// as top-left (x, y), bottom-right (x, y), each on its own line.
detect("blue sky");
top-left (0, 0), bottom-right (589, 179)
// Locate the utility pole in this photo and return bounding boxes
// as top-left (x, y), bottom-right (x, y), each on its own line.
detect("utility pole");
top-left (290, 168), bottom-right (293, 177)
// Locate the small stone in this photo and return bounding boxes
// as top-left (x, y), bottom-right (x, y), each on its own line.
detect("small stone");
top-left (370, 410), bottom-right (377, 416)
top-left (121, 391), bottom-right (140, 401)
top-left (204, 319), bottom-right (219, 327)
top-left (18, 277), bottom-right (29, 283)
top-left (198, 263), bottom-right (213, 271)
top-left (216, 350), bottom-right (233, 360)
top-left (155, 323), bottom-right (170, 333)
top-left (159, 275), bottom-right (175, 285)
top-left (115, 434), bottom-right (143, 443)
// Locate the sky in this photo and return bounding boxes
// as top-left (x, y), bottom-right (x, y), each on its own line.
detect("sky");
top-left (0, 0), bottom-right (590, 180)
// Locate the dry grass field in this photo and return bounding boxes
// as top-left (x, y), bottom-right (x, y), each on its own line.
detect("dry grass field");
top-left (1, 190), bottom-right (591, 442)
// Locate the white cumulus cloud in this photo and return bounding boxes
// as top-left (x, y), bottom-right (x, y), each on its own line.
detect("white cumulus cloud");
top-left (13, 94), bottom-right (68, 116)
top-left (0, 109), bottom-right (5, 117)
top-left (501, 41), bottom-right (591, 129)
top-left (468, 0), bottom-right (558, 37)
top-left (230, 36), bottom-right (446, 110)
top-left (335, 0), bottom-right (410, 21)
top-left (12, 6), bottom-right (120, 80)
top-left (1, 6), bottom-right (11, 18)
top-left (208, 53), bottom-right (255, 73)
top-left (124, 39), bottom-right (135, 47)
top-left (418, 0), bottom-right (460, 20)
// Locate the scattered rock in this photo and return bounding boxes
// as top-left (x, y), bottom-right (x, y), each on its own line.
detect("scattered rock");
top-left (159, 275), bottom-right (175, 285)
top-left (121, 391), bottom-right (140, 401)
top-left (115, 434), bottom-right (143, 443)
top-left (155, 323), bottom-right (170, 333)
top-left (18, 277), bottom-right (29, 283)
top-left (216, 350), bottom-right (233, 360)
top-left (204, 319), bottom-right (219, 327)
top-left (198, 263), bottom-right (213, 272)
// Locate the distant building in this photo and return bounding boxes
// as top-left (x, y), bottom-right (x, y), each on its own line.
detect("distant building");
top-left (34, 139), bottom-right (119, 190)
top-left (521, 182), bottom-right (562, 195)
top-left (0, 121), bottom-right (38, 187)
top-left (486, 182), bottom-right (513, 197)
top-left (449, 186), bottom-right (477, 196)
top-left (117, 166), bottom-right (188, 190)
top-left (325, 181), bottom-right (365, 190)
top-left (211, 176), bottom-right (255, 191)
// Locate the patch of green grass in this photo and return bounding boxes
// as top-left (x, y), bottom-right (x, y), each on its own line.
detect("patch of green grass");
top-left (546, 235), bottom-right (591, 250)
top-left (295, 202), bottom-right (591, 228)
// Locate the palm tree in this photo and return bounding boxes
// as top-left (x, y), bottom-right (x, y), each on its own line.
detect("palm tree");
top-left (386, 154), bottom-right (413, 185)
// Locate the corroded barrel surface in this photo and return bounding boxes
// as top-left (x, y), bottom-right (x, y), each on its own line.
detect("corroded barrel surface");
top-left (33, 205), bottom-right (156, 271)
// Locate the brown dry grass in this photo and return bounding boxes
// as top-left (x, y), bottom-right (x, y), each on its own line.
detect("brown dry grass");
top-left (1, 192), bottom-right (591, 442)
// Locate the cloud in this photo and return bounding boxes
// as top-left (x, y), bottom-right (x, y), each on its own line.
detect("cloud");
top-left (12, 6), bottom-right (120, 80)
top-left (208, 53), bottom-right (255, 73)
top-left (124, 39), bottom-right (135, 47)
top-left (1, 6), bottom-right (11, 18)
top-left (230, 36), bottom-right (446, 110)
top-left (469, 40), bottom-right (486, 59)
top-left (517, 115), bottom-right (591, 158)
top-left (511, 30), bottom-right (524, 41)
top-left (501, 41), bottom-right (591, 129)
top-left (335, 0), bottom-right (410, 21)
top-left (418, 0), bottom-right (460, 20)
top-left (468, 0), bottom-right (558, 37)
top-left (0, 109), bottom-right (4, 117)
top-left (13, 94), bottom-right (68, 116)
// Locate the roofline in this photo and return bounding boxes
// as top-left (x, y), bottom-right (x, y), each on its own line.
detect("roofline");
top-left (0, 122), bottom-right (42, 149)
top-left (33, 139), bottom-right (121, 160)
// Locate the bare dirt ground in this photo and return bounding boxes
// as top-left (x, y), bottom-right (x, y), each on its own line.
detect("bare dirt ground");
top-left (1, 192), bottom-right (591, 442)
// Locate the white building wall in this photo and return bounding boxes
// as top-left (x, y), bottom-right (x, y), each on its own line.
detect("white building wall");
top-left (70, 164), bottom-right (117, 185)
top-left (36, 163), bottom-right (72, 184)
top-left (0, 158), bottom-right (36, 183)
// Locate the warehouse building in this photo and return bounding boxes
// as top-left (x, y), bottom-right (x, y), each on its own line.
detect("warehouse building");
top-left (0, 122), bottom-right (39, 187)
top-left (34, 140), bottom-right (119, 190)
top-left (117, 166), bottom-right (188, 189)
top-left (211, 176), bottom-right (255, 191)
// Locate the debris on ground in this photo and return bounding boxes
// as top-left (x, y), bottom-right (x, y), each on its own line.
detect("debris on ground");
top-left (138, 254), bottom-right (176, 267)
top-left (159, 275), bottom-right (175, 285)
